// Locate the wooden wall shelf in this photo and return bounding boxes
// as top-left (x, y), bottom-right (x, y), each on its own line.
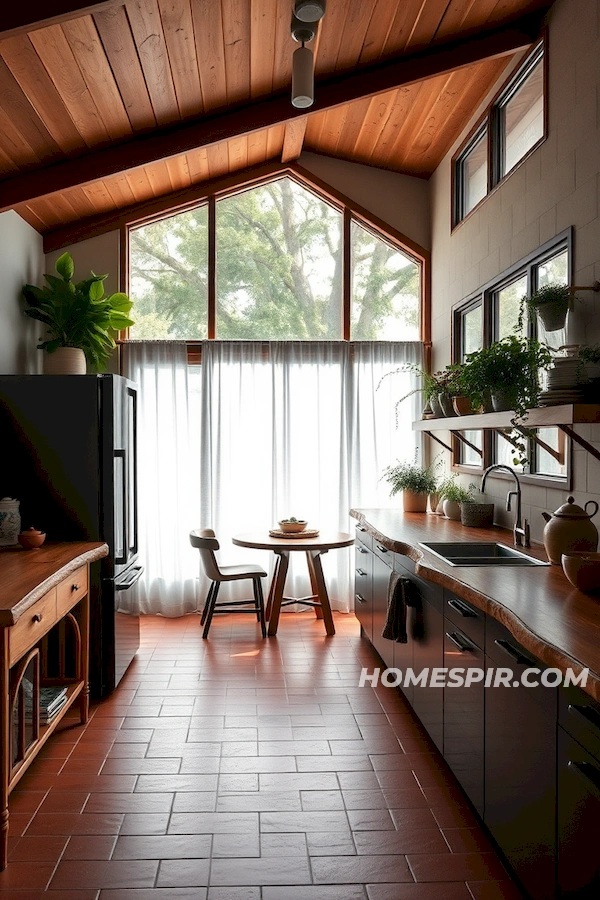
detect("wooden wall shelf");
top-left (412, 404), bottom-right (600, 463)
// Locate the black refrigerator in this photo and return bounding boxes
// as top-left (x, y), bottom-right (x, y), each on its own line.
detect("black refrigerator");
top-left (0, 375), bottom-right (142, 697)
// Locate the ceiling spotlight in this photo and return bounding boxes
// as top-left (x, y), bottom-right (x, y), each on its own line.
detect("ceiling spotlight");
top-left (294, 0), bottom-right (326, 22)
top-left (292, 45), bottom-right (314, 109)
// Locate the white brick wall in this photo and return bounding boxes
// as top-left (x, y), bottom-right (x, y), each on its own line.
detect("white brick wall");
top-left (430, 0), bottom-right (600, 543)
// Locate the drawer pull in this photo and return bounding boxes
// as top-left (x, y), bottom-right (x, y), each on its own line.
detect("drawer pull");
top-left (356, 546), bottom-right (368, 554)
top-left (447, 598), bottom-right (476, 618)
top-left (355, 594), bottom-right (367, 604)
top-left (357, 526), bottom-right (367, 532)
top-left (71, 584), bottom-right (80, 592)
top-left (32, 614), bottom-right (42, 623)
top-left (494, 639), bottom-right (535, 666)
top-left (376, 544), bottom-right (388, 553)
top-left (568, 760), bottom-right (600, 799)
top-left (568, 703), bottom-right (600, 736)
top-left (445, 631), bottom-right (473, 653)
top-left (356, 568), bottom-right (367, 577)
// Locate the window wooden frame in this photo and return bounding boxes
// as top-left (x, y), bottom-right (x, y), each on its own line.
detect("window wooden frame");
top-left (451, 35), bottom-right (547, 230)
top-left (451, 227), bottom-right (573, 488)
top-left (121, 162), bottom-right (430, 359)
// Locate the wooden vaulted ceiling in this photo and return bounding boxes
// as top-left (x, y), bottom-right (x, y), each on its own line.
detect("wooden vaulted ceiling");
top-left (0, 0), bottom-right (551, 240)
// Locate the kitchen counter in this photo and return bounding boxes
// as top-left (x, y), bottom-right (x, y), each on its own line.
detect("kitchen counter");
top-left (351, 508), bottom-right (600, 701)
top-left (0, 541), bottom-right (108, 626)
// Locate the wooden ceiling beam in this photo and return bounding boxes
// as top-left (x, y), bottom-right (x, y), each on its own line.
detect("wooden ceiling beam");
top-left (0, 0), bottom-right (121, 38)
top-left (0, 11), bottom-right (546, 212)
top-left (281, 118), bottom-right (308, 164)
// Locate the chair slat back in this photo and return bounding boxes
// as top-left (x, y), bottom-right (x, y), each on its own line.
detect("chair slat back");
top-left (190, 528), bottom-right (222, 581)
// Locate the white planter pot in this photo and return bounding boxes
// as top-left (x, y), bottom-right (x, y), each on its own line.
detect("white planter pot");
top-left (443, 499), bottom-right (462, 520)
top-left (44, 347), bottom-right (86, 375)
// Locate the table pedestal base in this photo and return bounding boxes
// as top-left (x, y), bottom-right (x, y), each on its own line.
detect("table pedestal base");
top-left (266, 549), bottom-right (335, 636)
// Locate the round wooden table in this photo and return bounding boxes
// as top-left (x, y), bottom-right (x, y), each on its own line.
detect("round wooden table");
top-left (231, 532), bottom-right (354, 636)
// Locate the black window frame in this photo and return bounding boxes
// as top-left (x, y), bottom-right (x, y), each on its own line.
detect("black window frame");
top-left (451, 228), bottom-right (573, 488)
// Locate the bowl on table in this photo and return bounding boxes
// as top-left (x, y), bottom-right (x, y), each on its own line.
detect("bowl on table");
top-left (18, 528), bottom-right (46, 550)
top-left (278, 519), bottom-right (307, 534)
top-left (561, 551), bottom-right (600, 593)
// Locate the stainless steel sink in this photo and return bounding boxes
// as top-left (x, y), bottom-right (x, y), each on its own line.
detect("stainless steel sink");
top-left (419, 541), bottom-right (549, 567)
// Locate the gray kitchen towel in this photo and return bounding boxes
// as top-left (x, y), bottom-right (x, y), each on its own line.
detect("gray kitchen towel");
top-left (382, 571), bottom-right (408, 643)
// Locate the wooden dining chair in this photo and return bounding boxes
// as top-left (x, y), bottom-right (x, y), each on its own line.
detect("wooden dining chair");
top-left (189, 528), bottom-right (267, 639)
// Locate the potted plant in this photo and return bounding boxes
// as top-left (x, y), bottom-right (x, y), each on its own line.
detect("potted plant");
top-left (23, 252), bottom-right (134, 374)
top-left (438, 475), bottom-right (476, 520)
top-left (520, 283), bottom-right (572, 333)
top-left (382, 458), bottom-right (439, 513)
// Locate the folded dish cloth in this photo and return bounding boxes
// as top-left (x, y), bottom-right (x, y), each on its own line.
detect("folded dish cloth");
top-left (382, 571), bottom-right (408, 643)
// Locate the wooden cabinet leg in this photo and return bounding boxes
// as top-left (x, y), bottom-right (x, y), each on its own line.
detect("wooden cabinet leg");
top-left (267, 552), bottom-right (289, 637)
top-left (0, 631), bottom-right (9, 870)
top-left (79, 594), bottom-right (90, 725)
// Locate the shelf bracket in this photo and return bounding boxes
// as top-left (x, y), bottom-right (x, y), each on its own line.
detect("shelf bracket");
top-left (559, 424), bottom-right (600, 463)
top-left (514, 426), bottom-right (564, 464)
top-left (450, 430), bottom-right (483, 457)
top-left (570, 281), bottom-right (600, 293)
top-left (423, 430), bottom-right (453, 453)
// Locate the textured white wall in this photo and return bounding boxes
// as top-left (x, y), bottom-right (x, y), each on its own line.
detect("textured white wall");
top-left (0, 211), bottom-right (44, 374)
top-left (429, 0), bottom-right (600, 542)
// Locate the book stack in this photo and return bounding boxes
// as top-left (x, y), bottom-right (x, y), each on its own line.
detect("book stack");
top-left (15, 679), bottom-right (69, 725)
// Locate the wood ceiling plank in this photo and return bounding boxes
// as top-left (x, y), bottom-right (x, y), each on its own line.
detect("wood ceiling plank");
top-left (206, 142), bottom-right (230, 180)
top-left (334, 97), bottom-right (372, 156)
top-left (312, 0), bottom-right (347, 77)
top-left (126, 0), bottom-right (180, 127)
top-left (382, 0), bottom-right (429, 56)
top-left (191, 0), bottom-right (228, 113)
top-left (0, 1), bottom-right (122, 38)
top-left (404, 0), bottom-right (455, 53)
top-left (61, 16), bottom-right (133, 141)
top-left (281, 116), bottom-right (307, 163)
top-left (0, 104), bottom-right (43, 168)
top-left (228, 135), bottom-right (249, 172)
top-left (143, 158), bottom-right (175, 197)
top-left (102, 172), bottom-right (138, 209)
top-left (124, 166), bottom-right (155, 204)
top-left (0, 34), bottom-right (87, 154)
top-left (333, 1), bottom-right (377, 74)
top-left (93, 5), bottom-right (157, 133)
top-left (0, 55), bottom-right (65, 164)
top-left (158, 0), bottom-right (203, 119)
top-left (165, 153), bottom-right (191, 191)
top-left (28, 23), bottom-right (112, 147)
top-left (246, 128), bottom-right (269, 166)
top-left (433, 0), bottom-right (487, 41)
top-left (0, 145), bottom-right (20, 177)
top-left (81, 177), bottom-right (119, 211)
top-left (271, 0), bottom-right (293, 95)
top-left (28, 188), bottom-right (80, 230)
top-left (14, 202), bottom-right (48, 231)
top-left (222, 0), bottom-right (251, 105)
top-left (313, 107), bottom-right (347, 156)
top-left (356, 0), bottom-right (401, 67)
top-left (186, 147), bottom-right (209, 183)
top-left (250, 0), bottom-right (276, 99)
top-left (59, 183), bottom-right (99, 219)
top-left (266, 124), bottom-right (285, 159)
top-left (349, 89), bottom-right (402, 159)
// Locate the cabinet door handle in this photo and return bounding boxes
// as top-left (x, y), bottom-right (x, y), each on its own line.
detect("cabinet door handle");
top-left (32, 613), bottom-right (42, 623)
top-left (71, 583), bottom-right (80, 592)
top-left (494, 639), bottom-right (535, 666)
top-left (356, 568), bottom-right (367, 577)
top-left (357, 526), bottom-right (367, 532)
top-left (568, 760), bottom-right (600, 799)
top-left (355, 594), bottom-right (367, 604)
top-left (356, 546), bottom-right (368, 554)
top-left (447, 598), bottom-right (476, 618)
top-left (376, 544), bottom-right (388, 553)
top-left (568, 703), bottom-right (600, 736)
top-left (445, 631), bottom-right (473, 653)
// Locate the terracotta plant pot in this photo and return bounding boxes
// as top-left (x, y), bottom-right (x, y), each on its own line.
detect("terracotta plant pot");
top-left (453, 395), bottom-right (476, 416)
top-left (536, 301), bottom-right (569, 333)
top-left (443, 499), bottom-right (462, 520)
top-left (18, 528), bottom-right (46, 550)
top-left (44, 347), bottom-right (86, 375)
top-left (402, 491), bottom-right (428, 513)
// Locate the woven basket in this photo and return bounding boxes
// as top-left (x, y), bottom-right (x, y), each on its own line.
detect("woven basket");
top-left (460, 502), bottom-right (494, 528)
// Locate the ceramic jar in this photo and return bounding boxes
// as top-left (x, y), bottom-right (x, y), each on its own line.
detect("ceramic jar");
top-left (443, 499), bottom-right (462, 520)
top-left (542, 495), bottom-right (599, 565)
top-left (0, 498), bottom-right (21, 546)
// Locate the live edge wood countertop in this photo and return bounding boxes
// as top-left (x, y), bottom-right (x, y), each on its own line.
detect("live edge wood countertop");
top-left (0, 542), bottom-right (108, 627)
top-left (351, 509), bottom-right (600, 702)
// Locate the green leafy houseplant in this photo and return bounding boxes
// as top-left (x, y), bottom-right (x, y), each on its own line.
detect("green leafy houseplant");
top-left (23, 252), bottom-right (134, 372)
top-left (518, 282), bottom-right (572, 333)
top-left (437, 476), bottom-right (476, 504)
top-left (382, 457), bottom-right (440, 512)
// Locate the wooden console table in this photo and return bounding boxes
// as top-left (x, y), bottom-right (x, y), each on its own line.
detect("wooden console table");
top-left (0, 541), bottom-right (108, 869)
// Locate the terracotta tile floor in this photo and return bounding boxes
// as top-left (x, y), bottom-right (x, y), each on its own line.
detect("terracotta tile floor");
top-left (1, 612), bottom-right (524, 899)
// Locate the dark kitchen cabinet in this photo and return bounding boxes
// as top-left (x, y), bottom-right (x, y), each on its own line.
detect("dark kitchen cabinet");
top-left (444, 625), bottom-right (484, 815)
top-left (371, 545), bottom-right (394, 668)
top-left (485, 617), bottom-right (557, 900)
top-left (354, 539), bottom-right (373, 642)
top-left (557, 727), bottom-right (600, 898)
top-left (397, 557), bottom-right (444, 751)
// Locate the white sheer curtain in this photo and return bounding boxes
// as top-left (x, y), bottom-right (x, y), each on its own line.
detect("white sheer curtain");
top-left (122, 341), bottom-right (201, 615)
top-left (124, 340), bottom-right (422, 616)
